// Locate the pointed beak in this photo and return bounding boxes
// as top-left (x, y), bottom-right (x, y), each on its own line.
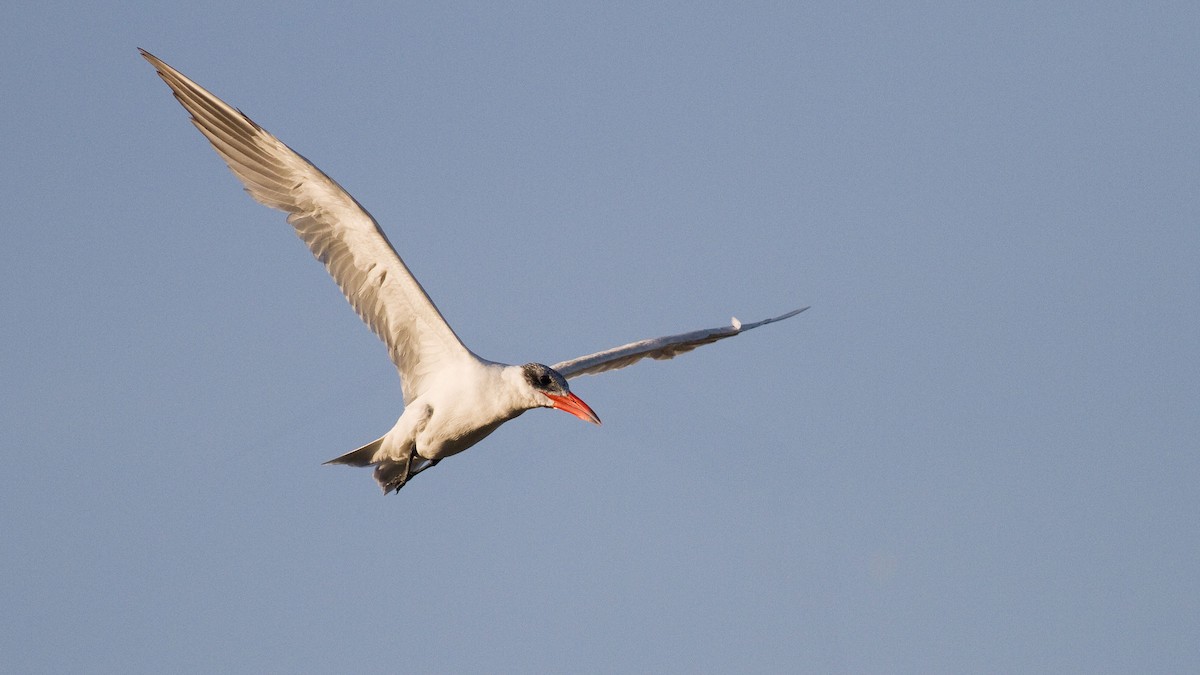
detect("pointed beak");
top-left (544, 392), bottom-right (602, 426)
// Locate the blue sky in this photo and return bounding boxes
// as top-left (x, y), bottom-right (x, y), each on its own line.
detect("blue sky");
top-left (2, 2), bottom-right (1198, 672)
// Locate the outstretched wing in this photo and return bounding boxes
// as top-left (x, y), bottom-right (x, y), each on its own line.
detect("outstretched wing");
top-left (141, 50), bottom-right (476, 404)
top-left (552, 307), bottom-right (808, 379)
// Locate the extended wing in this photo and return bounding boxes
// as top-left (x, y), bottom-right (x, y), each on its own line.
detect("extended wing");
top-left (141, 50), bottom-right (475, 404)
top-left (552, 307), bottom-right (807, 379)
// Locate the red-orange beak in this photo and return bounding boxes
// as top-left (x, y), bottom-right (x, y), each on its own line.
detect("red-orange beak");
top-left (544, 392), bottom-right (602, 425)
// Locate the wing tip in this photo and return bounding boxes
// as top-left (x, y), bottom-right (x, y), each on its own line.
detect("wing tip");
top-left (138, 47), bottom-right (162, 67)
top-left (780, 306), bottom-right (810, 320)
top-left (735, 305), bottom-right (810, 332)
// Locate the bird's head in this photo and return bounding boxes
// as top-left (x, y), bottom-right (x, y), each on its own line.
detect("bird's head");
top-left (520, 363), bottom-right (601, 425)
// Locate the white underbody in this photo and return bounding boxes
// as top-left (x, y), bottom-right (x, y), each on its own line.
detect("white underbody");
top-left (373, 360), bottom-right (543, 463)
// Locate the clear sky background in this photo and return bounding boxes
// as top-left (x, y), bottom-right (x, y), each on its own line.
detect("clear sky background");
top-left (2, 2), bottom-right (1197, 673)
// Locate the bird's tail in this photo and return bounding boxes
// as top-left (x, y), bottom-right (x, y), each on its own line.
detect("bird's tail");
top-left (323, 436), bottom-right (384, 467)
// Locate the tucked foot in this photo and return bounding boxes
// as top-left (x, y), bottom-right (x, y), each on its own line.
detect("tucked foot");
top-left (373, 451), bottom-right (441, 494)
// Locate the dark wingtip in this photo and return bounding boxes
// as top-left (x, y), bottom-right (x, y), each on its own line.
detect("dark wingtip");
top-left (733, 305), bottom-right (811, 333)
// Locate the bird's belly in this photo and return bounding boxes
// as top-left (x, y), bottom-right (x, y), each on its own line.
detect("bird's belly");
top-left (417, 410), bottom-right (525, 461)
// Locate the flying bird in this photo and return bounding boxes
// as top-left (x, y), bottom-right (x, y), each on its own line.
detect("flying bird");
top-left (140, 49), bottom-right (807, 494)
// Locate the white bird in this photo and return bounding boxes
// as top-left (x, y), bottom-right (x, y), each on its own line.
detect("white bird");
top-left (141, 49), bottom-right (808, 494)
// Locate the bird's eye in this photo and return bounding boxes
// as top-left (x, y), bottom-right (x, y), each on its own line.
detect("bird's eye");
top-left (538, 374), bottom-right (551, 387)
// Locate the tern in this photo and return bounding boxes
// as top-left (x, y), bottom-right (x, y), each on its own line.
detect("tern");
top-left (141, 49), bottom-right (808, 494)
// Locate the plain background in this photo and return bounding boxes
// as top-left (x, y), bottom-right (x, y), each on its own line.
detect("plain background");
top-left (2, 2), bottom-right (1197, 672)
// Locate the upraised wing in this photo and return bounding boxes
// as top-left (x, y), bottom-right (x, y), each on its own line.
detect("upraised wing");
top-left (552, 307), bottom-right (808, 379)
top-left (141, 50), bottom-right (475, 404)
